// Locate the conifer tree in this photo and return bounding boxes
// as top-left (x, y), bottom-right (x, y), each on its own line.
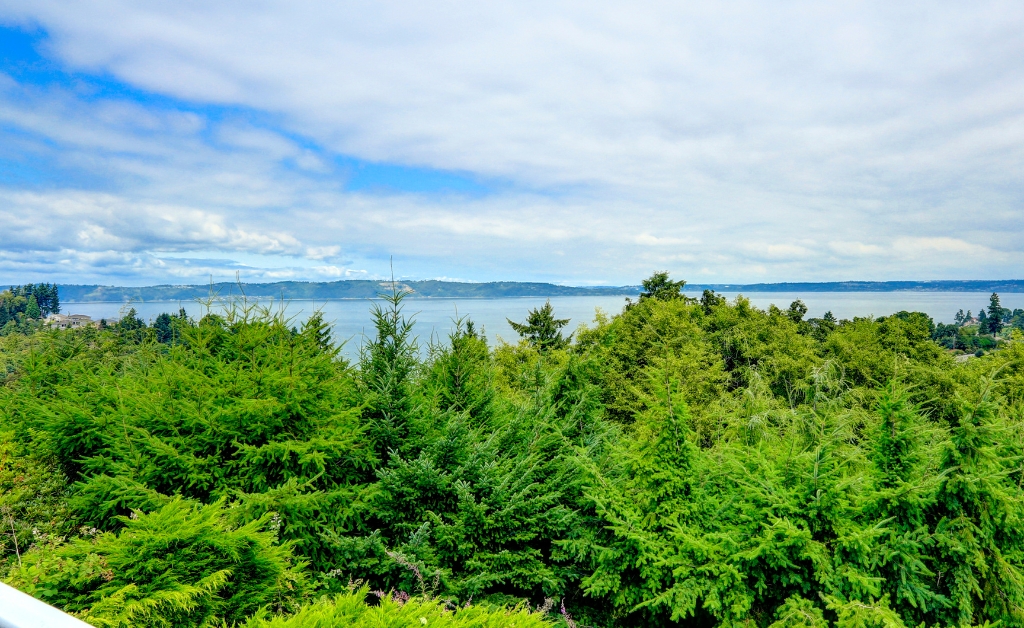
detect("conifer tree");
top-left (865, 383), bottom-right (946, 624)
top-left (931, 379), bottom-right (1024, 625)
top-left (987, 293), bottom-right (1004, 335)
top-left (426, 316), bottom-right (493, 423)
top-left (24, 295), bottom-right (40, 320)
top-left (787, 299), bottom-right (808, 323)
top-left (48, 283), bottom-right (60, 315)
top-left (638, 271), bottom-right (686, 302)
top-left (508, 300), bottom-right (571, 351)
top-left (361, 284), bottom-right (417, 463)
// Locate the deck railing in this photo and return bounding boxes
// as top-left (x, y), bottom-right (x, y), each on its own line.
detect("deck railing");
top-left (0, 582), bottom-right (93, 628)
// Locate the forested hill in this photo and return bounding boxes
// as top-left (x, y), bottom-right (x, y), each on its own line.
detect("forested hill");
top-left (56, 278), bottom-right (1024, 302)
top-left (57, 280), bottom-right (641, 302)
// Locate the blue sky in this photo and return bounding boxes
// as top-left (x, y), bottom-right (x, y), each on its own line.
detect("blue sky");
top-left (1, 1), bottom-right (1022, 286)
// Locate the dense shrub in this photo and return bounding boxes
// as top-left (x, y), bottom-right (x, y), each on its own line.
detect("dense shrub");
top-left (241, 587), bottom-right (553, 628)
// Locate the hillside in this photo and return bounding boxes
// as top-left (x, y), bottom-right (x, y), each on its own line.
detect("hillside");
top-left (54, 278), bottom-right (1024, 303)
top-left (56, 279), bottom-right (641, 302)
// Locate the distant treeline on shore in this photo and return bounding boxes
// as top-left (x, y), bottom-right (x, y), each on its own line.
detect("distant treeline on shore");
top-left (51, 278), bottom-right (1024, 303)
top-left (57, 280), bottom-right (641, 303)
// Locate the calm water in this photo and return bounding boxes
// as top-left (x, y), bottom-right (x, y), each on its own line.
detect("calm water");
top-left (64, 292), bottom-right (1024, 358)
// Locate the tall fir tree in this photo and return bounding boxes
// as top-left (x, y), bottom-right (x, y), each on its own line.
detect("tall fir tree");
top-left (507, 300), bottom-right (571, 351)
top-left (987, 293), bottom-right (1004, 335)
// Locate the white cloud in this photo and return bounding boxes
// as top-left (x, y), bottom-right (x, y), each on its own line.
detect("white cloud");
top-left (0, 1), bottom-right (1022, 284)
top-left (829, 241), bottom-right (885, 257)
top-left (305, 246), bottom-right (342, 261)
top-left (891, 237), bottom-right (993, 257)
top-left (634, 234), bottom-right (699, 247)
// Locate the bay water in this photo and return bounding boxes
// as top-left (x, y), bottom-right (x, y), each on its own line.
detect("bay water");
top-left (62, 291), bottom-right (1023, 359)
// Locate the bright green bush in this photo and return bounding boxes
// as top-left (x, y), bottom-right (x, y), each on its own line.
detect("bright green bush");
top-left (3, 307), bottom-right (373, 572)
top-left (6, 498), bottom-right (306, 627)
top-left (242, 587), bottom-right (553, 628)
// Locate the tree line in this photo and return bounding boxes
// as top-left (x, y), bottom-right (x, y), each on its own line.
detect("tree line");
top-left (0, 275), bottom-right (1023, 627)
top-left (0, 283), bottom-right (60, 333)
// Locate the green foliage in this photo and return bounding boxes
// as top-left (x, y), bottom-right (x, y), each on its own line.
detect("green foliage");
top-left (3, 302), bottom-right (373, 574)
top-left (0, 283), bottom-right (60, 335)
top-left (7, 498), bottom-right (306, 627)
top-left (0, 428), bottom-right (72, 575)
top-left (152, 308), bottom-right (190, 345)
top-left (114, 307), bottom-right (148, 344)
top-left (930, 379), bottom-right (1024, 626)
top-left (986, 293), bottom-right (1005, 335)
top-left (508, 300), bottom-right (571, 351)
top-left (361, 285), bottom-right (419, 462)
top-left (636, 271), bottom-right (687, 303)
top-left (425, 317), bottom-right (494, 423)
top-left (2, 276), bottom-right (1024, 627)
top-left (241, 586), bottom-right (554, 628)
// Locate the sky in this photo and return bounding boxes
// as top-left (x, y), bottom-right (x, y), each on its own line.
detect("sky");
top-left (0, 1), bottom-right (1022, 286)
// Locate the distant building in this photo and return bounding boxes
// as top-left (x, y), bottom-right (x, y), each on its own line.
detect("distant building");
top-left (46, 314), bottom-right (96, 329)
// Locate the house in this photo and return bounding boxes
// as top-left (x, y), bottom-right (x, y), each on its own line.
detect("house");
top-left (45, 314), bottom-right (96, 329)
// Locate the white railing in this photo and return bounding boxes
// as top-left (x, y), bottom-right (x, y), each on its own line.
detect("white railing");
top-left (0, 582), bottom-right (93, 628)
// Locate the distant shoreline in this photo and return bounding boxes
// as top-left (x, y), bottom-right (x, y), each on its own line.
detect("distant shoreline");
top-left (53, 279), bottom-right (1024, 303)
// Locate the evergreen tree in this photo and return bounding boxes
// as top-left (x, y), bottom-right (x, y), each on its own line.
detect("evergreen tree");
top-left (45, 283), bottom-right (60, 315)
top-left (116, 307), bottom-right (148, 343)
top-left (930, 379), bottom-right (1024, 625)
top-left (5, 276), bottom-right (1024, 627)
top-left (507, 300), bottom-right (571, 351)
top-left (24, 295), bottom-right (41, 320)
top-left (787, 299), bottom-right (808, 323)
top-left (6, 499), bottom-right (307, 627)
top-left (153, 312), bottom-right (175, 343)
top-left (987, 293), bottom-right (1004, 335)
top-left (700, 289), bottom-right (725, 313)
top-left (426, 316), bottom-right (493, 422)
top-left (153, 308), bottom-right (191, 344)
top-left (865, 383), bottom-right (946, 624)
top-left (638, 271), bottom-right (686, 302)
top-left (361, 285), bottom-right (418, 463)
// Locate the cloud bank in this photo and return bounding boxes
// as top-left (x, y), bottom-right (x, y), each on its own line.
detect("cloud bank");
top-left (1, 1), bottom-right (1022, 284)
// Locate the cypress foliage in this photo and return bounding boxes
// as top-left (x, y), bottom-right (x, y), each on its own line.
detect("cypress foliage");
top-left (241, 586), bottom-right (553, 628)
top-left (6, 498), bottom-right (306, 627)
top-left (930, 379), bottom-right (1024, 625)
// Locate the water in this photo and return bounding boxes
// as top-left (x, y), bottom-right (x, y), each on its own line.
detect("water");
top-left (64, 292), bottom-right (1024, 359)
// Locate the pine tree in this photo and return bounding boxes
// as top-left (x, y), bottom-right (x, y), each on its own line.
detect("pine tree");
top-left (987, 293), bottom-right (1004, 335)
top-left (45, 283), bottom-right (60, 315)
top-left (361, 284), bottom-right (417, 463)
top-left (507, 300), bottom-right (571, 351)
top-left (426, 316), bottom-right (493, 422)
top-left (24, 295), bottom-right (41, 320)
